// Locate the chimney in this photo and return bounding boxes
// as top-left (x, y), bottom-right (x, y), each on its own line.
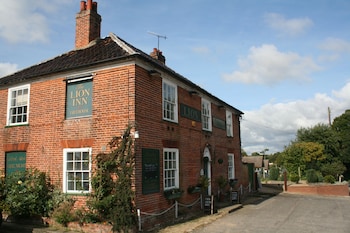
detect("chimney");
top-left (75, 0), bottom-right (102, 49)
top-left (150, 48), bottom-right (166, 64)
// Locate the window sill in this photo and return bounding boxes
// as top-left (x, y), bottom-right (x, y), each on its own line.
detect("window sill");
top-left (5, 124), bottom-right (29, 128)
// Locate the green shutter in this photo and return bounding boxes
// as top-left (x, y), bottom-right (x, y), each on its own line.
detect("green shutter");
top-left (142, 148), bottom-right (160, 194)
top-left (6, 152), bottom-right (26, 175)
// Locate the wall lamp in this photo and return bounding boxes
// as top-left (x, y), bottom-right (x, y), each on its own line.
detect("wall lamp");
top-left (148, 70), bottom-right (161, 78)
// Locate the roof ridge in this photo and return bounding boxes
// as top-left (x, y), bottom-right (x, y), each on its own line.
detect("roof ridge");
top-left (109, 32), bottom-right (137, 55)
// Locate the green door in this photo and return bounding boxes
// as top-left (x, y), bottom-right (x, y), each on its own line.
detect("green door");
top-left (6, 152), bottom-right (26, 175)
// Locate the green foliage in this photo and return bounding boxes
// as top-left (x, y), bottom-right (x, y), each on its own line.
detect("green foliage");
top-left (52, 199), bottom-right (76, 227)
top-left (5, 169), bottom-right (54, 217)
top-left (305, 169), bottom-right (322, 183)
top-left (332, 110), bottom-right (350, 164)
top-left (88, 125), bottom-right (136, 232)
top-left (320, 160), bottom-right (346, 177)
top-left (269, 167), bottom-right (280, 180)
top-left (297, 123), bottom-right (339, 159)
top-left (323, 175), bottom-right (336, 184)
top-left (289, 173), bottom-right (300, 183)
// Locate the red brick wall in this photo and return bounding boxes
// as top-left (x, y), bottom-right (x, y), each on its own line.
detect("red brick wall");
top-left (287, 183), bottom-right (349, 196)
top-left (0, 63), bottom-right (247, 214)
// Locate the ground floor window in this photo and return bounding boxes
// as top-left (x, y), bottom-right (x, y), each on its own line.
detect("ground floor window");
top-left (163, 148), bottom-right (179, 190)
top-left (63, 148), bottom-right (91, 193)
top-left (228, 153), bottom-right (235, 180)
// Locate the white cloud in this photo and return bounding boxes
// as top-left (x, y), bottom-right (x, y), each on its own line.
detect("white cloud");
top-left (0, 63), bottom-right (18, 78)
top-left (318, 38), bottom-right (350, 62)
top-left (319, 38), bottom-right (350, 53)
top-left (192, 46), bottom-right (210, 55)
top-left (0, 0), bottom-right (72, 43)
top-left (222, 44), bottom-right (321, 85)
top-left (241, 82), bottom-right (350, 154)
top-left (264, 13), bottom-right (313, 36)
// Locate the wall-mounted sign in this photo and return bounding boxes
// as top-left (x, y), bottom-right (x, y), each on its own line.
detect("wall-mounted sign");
top-left (66, 80), bottom-right (93, 118)
top-left (6, 152), bottom-right (26, 175)
top-left (213, 117), bottom-right (226, 130)
top-left (142, 148), bottom-right (160, 194)
top-left (180, 104), bottom-right (201, 122)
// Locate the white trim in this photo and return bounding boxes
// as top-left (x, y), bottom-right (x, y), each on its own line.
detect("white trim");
top-left (228, 153), bottom-right (235, 180)
top-left (63, 147), bottom-right (92, 194)
top-left (7, 84), bottom-right (30, 126)
top-left (201, 98), bottom-right (212, 131)
top-left (163, 148), bottom-right (179, 190)
top-left (162, 79), bottom-right (178, 123)
top-left (226, 110), bottom-right (233, 137)
top-left (110, 32), bottom-right (137, 55)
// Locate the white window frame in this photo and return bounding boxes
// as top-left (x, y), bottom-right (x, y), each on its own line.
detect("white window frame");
top-left (7, 84), bottom-right (30, 126)
top-left (201, 98), bottom-right (212, 131)
top-left (226, 110), bottom-right (233, 137)
top-left (63, 148), bottom-right (92, 194)
top-left (163, 148), bottom-right (179, 190)
top-left (162, 80), bottom-right (178, 123)
top-left (228, 153), bottom-right (235, 180)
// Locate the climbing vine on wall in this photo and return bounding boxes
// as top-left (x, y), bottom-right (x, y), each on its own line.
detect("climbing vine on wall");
top-left (89, 125), bottom-right (136, 232)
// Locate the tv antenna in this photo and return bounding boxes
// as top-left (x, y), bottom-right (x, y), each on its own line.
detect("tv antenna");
top-left (148, 31), bottom-right (167, 50)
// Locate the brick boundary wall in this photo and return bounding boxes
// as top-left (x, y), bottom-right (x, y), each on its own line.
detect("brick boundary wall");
top-left (287, 183), bottom-right (349, 196)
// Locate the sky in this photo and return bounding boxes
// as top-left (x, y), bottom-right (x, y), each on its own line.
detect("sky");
top-left (0, 0), bottom-right (349, 155)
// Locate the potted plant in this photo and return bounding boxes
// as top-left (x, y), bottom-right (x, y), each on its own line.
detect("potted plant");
top-left (164, 188), bottom-right (183, 200)
top-left (187, 185), bottom-right (201, 194)
top-left (216, 176), bottom-right (227, 201)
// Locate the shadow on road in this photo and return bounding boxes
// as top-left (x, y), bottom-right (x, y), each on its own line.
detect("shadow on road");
top-left (242, 183), bottom-right (284, 205)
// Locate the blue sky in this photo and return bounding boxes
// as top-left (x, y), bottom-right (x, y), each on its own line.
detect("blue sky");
top-left (1, 0), bottom-right (349, 154)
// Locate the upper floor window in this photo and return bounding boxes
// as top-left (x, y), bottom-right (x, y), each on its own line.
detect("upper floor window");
top-left (63, 148), bottom-right (91, 194)
top-left (201, 98), bottom-right (212, 131)
top-left (7, 84), bottom-right (30, 126)
top-left (162, 80), bottom-right (178, 122)
top-left (226, 110), bottom-right (233, 137)
top-left (66, 76), bottom-right (93, 119)
top-left (163, 148), bottom-right (179, 190)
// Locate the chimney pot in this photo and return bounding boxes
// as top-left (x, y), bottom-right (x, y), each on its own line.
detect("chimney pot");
top-left (80, 1), bottom-right (86, 11)
top-left (87, 0), bottom-right (93, 10)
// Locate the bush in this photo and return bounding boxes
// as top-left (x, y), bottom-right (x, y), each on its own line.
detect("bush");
top-left (5, 169), bottom-right (53, 217)
top-left (324, 175), bottom-right (336, 184)
top-left (52, 200), bottom-right (76, 227)
top-left (306, 169), bottom-right (321, 183)
top-left (269, 167), bottom-right (279, 180)
top-left (290, 173), bottom-right (299, 183)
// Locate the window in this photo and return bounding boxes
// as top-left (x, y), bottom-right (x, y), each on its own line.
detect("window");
top-left (163, 148), bottom-right (179, 190)
top-left (63, 148), bottom-right (91, 193)
top-left (66, 76), bottom-right (93, 119)
top-left (201, 98), bottom-right (212, 131)
top-left (228, 153), bottom-right (235, 180)
top-left (226, 110), bottom-right (233, 137)
top-left (7, 84), bottom-right (30, 125)
top-left (162, 80), bottom-right (178, 122)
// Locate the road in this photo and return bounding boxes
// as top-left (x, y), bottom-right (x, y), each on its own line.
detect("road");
top-left (193, 193), bottom-right (350, 233)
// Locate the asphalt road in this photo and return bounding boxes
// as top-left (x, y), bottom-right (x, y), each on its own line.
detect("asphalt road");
top-left (193, 193), bottom-right (350, 233)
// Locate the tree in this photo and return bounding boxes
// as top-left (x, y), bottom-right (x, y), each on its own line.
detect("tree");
top-left (332, 110), bottom-right (350, 164)
top-left (296, 123), bottom-right (339, 160)
top-left (281, 142), bottom-right (326, 175)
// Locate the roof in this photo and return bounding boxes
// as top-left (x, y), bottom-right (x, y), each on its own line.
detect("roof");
top-left (0, 33), bottom-right (243, 115)
top-left (242, 156), bottom-right (263, 168)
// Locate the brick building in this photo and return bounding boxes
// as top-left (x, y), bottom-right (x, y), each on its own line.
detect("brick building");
top-left (0, 0), bottom-right (248, 217)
